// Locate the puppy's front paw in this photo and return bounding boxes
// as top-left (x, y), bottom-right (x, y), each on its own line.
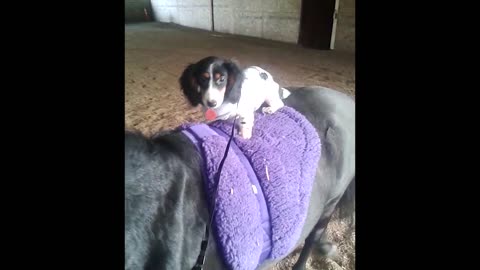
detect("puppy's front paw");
top-left (239, 126), bottom-right (252, 139)
top-left (262, 107), bottom-right (275, 114)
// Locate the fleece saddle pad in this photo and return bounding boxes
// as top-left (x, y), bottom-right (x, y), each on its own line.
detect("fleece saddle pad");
top-left (178, 106), bottom-right (321, 270)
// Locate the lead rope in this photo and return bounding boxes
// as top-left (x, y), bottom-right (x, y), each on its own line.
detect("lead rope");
top-left (191, 226), bottom-right (209, 270)
top-left (191, 102), bottom-right (240, 270)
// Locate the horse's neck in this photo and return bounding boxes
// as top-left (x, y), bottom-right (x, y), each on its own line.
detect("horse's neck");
top-left (148, 133), bottom-right (210, 270)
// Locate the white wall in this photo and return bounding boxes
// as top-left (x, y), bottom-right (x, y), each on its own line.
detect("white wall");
top-left (335, 0), bottom-right (355, 52)
top-left (151, 0), bottom-right (300, 43)
top-left (213, 0), bottom-right (301, 43)
top-left (151, 0), bottom-right (212, 31)
top-left (150, 0), bottom-right (355, 52)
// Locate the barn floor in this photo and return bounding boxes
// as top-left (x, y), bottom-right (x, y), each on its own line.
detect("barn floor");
top-left (125, 22), bottom-right (355, 270)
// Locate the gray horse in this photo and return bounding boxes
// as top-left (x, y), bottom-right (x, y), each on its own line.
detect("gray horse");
top-left (125, 86), bottom-right (355, 270)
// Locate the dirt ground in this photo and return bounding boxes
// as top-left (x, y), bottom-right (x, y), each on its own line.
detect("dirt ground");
top-left (125, 22), bottom-right (355, 270)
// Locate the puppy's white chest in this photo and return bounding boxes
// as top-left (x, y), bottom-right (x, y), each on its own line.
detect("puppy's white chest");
top-left (209, 102), bottom-right (238, 120)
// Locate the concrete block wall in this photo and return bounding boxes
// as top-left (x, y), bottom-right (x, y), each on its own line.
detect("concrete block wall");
top-left (151, 0), bottom-right (212, 31)
top-left (335, 0), bottom-right (355, 52)
top-left (149, 0), bottom-right (354, 52)
top-left (213, 0), bottom-right (301, 43)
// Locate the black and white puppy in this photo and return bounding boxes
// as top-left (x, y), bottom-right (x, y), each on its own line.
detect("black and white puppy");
top-left (179, 56), bottom-right (290, 139)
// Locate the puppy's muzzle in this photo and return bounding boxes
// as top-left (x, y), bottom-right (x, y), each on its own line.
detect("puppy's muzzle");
top-left (207, 100), bottom-right (217, 108)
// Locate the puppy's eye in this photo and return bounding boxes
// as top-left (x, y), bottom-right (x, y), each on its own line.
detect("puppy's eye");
top-left (219, 76), bottom-right (225, 83)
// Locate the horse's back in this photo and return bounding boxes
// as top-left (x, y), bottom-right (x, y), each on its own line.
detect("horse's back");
top-left (259, 86), bottom-right (355, 268)
top-left (124, 87), bottom-right (356, 270)
top-left (285, 86), bottom-right (355, 191)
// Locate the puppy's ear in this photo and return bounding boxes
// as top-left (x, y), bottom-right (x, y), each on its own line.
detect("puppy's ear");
top-left (223, 60), bottom-right (244, 103)
top-left (179, 64), bottom-right (201, 107)
top-left (229, 57), bottom-right (240, 65)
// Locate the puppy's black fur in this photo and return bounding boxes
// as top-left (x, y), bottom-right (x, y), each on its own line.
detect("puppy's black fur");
top-left (179, 56), bottom-right (244, 107)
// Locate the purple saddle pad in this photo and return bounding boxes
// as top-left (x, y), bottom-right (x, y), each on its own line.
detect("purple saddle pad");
top-left (178, 106), bottom-right (321, 270)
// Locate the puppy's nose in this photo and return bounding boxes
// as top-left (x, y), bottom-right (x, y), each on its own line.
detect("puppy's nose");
top-left (207, 100), bottom-right (217, 108)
